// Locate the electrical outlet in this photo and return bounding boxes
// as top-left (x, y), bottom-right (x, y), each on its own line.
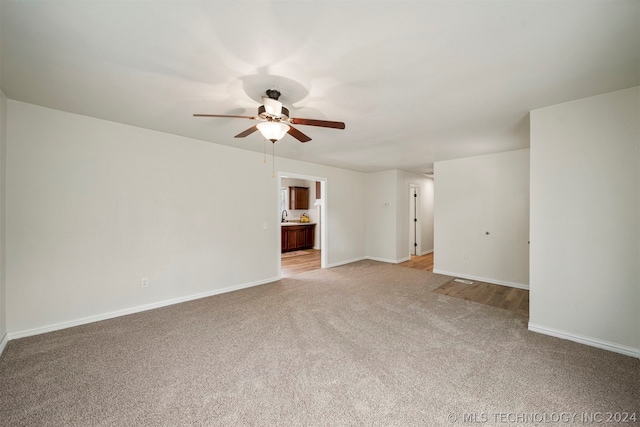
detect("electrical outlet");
top-left (141, 278), bottom-right (149, 288)
top-left (463, 251), bottom-right (468, 259)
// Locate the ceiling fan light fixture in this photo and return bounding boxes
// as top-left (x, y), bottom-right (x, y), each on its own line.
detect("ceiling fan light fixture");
top-left (257, 121), bottom-right (290, 142)
top-left (194, 89), bottom-right (345, 144)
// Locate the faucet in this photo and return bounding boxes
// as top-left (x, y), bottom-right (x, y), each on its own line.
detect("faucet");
top-left (281, 210), bottom-right (288, 223)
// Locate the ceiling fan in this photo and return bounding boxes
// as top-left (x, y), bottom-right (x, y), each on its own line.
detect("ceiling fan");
top-left (194, 89), bottom-right (345, 143)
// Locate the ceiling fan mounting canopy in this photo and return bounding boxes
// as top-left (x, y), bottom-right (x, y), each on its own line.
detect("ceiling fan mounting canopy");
top-left (265, 89), bottom-right (281, 100)
top-left (194, 89), bottom-right (345, 143)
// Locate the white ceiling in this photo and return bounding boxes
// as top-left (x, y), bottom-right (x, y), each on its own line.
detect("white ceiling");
top-left (1, 1), bottom-right (638, 174)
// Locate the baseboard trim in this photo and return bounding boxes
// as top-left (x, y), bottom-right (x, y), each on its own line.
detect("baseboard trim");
top-left (7, 276), bottom-right (280, 342)
top-left (365, 256), bottom-right (409, 264)
top-left (419, 249), bottom-right (434, 256)
top-left (326, 256), bottom-right (366, 268)
top-left (366, 256), bottom-right (394, 264)
top-left (528, 323), bottom-right (640, 359)
top-left (0, 332), bottom-right (8, 358)
top-left (432, 269), bottom-right (529, 290)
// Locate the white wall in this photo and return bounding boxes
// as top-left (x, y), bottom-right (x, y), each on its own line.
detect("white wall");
top-left (5, 100), bottom-right (367, 335)
top-left (0, 90), bottom-right (7, 350)
top-left (433, 149), bottom-right (530, 289)
top-left (529, 87), bottom-right (639, 356)
top-left (0, 2), bottom-right (6, 352)
top-left (365, 170), bottom-right (398, 262)
top-left (366, 170), bottom-right (434, 263)
top-left (422, 178), bottom-right (435, 254)
top-left (277, 168), bottom-right (366, 264)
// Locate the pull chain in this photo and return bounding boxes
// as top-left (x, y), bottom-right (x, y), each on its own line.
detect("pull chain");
top-left (272, 141), bottom-right (276, 178)
top-left (263, 138), bottom-right (267, 164)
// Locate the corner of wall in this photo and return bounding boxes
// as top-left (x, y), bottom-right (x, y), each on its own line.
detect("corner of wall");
top-left (365, 170), bottom-right (435, 263)
top-left (364, 170), bottom-right (399, 261)
top-left (529, 86), bottom-right (639, 353)
top-left (0, 90), bottom-right (7, 353)
top-left (433, 150), bottom-right (530, 287)
top-left (0, 1), bottom-right (7, 350)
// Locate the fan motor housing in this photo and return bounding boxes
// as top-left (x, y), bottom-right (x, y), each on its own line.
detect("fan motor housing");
top-left (258, 105), bottom-right (289, 121)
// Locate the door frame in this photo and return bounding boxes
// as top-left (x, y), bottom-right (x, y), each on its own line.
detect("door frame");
top-left (409, 184), bottom-right (421, 256)
top-left (277, 171), bottom-right (327, 277)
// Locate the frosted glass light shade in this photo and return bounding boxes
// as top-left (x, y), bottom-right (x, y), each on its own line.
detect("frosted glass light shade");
top-left (257, 121), bottom-right (290, 142)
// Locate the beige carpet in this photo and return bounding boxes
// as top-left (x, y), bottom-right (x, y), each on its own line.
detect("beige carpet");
top-left (1, 260), bottom-right (638, 426)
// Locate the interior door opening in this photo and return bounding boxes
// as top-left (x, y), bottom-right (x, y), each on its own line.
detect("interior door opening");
top-left (409, 185), bottom-right (421, 257)
top-left (278, 173), bottom-right (327, 278)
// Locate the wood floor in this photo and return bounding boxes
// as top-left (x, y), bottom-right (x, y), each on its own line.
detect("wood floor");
top-left (399, 252), bottom-right (529, 315)
top-left (433, 279), bottom-right (529, 315)
top-left (398, 252), bottom-right (434, 271)
top-left (281, 249), bottom-right (321, 278)
top-left (282, 250), bottom-right (529, 315)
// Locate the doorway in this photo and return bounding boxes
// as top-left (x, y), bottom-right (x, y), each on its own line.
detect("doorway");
top-left (409, 184), bottom-right (421, 256)
top-left (278, 172), bottom-right (327, 278)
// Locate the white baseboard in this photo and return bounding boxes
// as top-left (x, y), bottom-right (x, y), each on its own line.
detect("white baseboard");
top-left (528, 323), bottom-right (640, 359)
top-left (419, 249), bottom-right (434, 256)
top-left (0, 332), bottom-right (8, 358)
top-left (327, 255), bottom-right (413, 268)
top-left (326, 256), bottom-right (366, 268)
top-left (365, 256), bottom-right (409, 264)
top-left (365, 256), bottom-right (393, 263)
top-left (7, 276), bottom-right (279, 342)
top-left (432, 269), bottom-right (529, 290)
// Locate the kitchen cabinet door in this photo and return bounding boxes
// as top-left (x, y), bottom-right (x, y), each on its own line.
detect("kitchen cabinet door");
top-left (289, 187), bottom-right (309, 210)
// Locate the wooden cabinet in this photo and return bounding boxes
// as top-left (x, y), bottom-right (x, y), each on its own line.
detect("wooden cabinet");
top-left (289, 186), bottom-right (309, 210)
top-left (281, 224), bottom-right (316, 252)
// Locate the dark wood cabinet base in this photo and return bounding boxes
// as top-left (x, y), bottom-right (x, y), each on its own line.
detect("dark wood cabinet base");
top-left (281, 224), bottom-right (316, 252)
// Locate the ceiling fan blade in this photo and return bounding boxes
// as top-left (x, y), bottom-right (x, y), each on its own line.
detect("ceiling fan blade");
top-left (235, 126), bottom-right (259, 138)
top-left (289, 118), bottom-right (345, 130)
top-left (287, 125), bottom-right (312, 143)
top-left (193, 114), bottom-right (258, 120)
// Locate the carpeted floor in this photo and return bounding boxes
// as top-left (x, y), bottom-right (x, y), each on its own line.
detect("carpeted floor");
top-left (1, 260), bottom-right (638, 426)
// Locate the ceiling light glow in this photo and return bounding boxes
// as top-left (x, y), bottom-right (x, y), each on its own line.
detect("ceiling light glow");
top-left (257, 121), bottom-right (290, 142)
